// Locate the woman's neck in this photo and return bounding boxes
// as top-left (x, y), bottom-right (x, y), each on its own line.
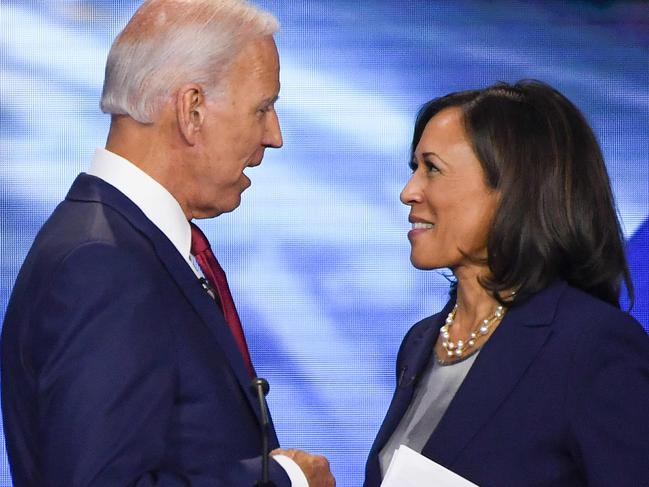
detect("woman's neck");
top-left (451, 267), bottom-right (501, 338)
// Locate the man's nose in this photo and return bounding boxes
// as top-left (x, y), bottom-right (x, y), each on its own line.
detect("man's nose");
top-left (264, 110), bottom-right (283, 148)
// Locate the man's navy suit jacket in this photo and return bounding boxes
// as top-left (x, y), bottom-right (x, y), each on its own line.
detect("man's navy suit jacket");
top-left (365, 281), bottom-right (649, 486)
top-left (1, 174), bottom-right (290, 486)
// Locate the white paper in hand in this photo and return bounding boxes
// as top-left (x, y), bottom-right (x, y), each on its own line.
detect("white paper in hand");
top-left (381, 444), bottom-right (479, 487)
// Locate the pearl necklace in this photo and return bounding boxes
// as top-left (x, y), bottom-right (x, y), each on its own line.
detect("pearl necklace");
top-left (439, 304), bottom-right (506, 359)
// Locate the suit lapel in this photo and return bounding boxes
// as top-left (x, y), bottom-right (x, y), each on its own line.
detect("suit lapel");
top-left (365, 300), bottom-right (455, 485)
top-left (373, 305), bottom-right (453, 450)
top-left (66, 174), bottom-right (267, 429)
top-left (422, 282), bottom-right (566, 466)
top-left (148, 234), bottom-right (261, 408)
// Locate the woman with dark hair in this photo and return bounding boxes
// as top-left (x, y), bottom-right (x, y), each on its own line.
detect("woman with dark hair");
top-left (364, 80), bottom-right (649, 486)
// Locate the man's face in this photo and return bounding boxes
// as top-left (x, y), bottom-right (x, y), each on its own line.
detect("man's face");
top-left (188, 36), bottom-right (282, 218)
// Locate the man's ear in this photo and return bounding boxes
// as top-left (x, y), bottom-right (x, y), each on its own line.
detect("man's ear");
top-left (176, 83), bottom-right (205, 146)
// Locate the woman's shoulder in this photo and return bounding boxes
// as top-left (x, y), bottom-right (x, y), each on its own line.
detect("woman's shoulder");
top-left (536, 281), bottom-right (649, 351)
top-left (556, 282), bottom-right (641, 328)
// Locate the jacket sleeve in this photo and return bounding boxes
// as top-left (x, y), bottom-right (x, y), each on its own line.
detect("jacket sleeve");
top-left (566, 311), bottom-right (649, 486)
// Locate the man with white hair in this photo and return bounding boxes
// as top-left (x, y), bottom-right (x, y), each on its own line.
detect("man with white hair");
top-left (1, 1), bottom-right (335, 486)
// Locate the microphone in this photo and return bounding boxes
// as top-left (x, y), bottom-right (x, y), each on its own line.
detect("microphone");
top-left (398, 365), bottom-right (416, 388)
top-left (251, 377), bottom-right (274, 487)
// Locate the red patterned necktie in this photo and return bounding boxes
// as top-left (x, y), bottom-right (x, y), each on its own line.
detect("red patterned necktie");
top-left (190, 222), bottom-right (255, 377)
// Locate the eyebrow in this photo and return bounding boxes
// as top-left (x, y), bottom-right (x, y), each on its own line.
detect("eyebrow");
top-left (420, 151), bottom-right (450, 166)
top-left (260, 95), bottom-right (279, 107)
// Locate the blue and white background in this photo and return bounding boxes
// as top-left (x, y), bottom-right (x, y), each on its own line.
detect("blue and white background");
top-left (1, 1), bottom-right (648, 485)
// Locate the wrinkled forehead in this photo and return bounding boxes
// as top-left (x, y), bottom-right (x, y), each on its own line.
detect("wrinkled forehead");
top-left (216, 36), bottom-right (280, 100)
top-left (230, 36), bottom-right (279, 79)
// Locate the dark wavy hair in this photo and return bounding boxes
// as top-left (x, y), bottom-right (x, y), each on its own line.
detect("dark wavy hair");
top-left (411, 80), bottom-right (632, 308)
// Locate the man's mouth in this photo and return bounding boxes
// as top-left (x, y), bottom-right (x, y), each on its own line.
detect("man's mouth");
top-left (247, 150), bottom-right (265, 168)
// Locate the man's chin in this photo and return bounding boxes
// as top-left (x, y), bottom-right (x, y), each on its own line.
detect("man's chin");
top-left (193, 197), bottom-right (241, 219)
top-left (224, 192), bottom-right (245, 213)
top-left (216, 200), bottom-right (242, 216)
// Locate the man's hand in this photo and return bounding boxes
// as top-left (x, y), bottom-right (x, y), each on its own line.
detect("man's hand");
top-left (272, 448), bottom-right (335, 487)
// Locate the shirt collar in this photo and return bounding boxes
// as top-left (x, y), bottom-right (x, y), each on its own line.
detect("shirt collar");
top-left (87, 147), bottom-right (192, 264)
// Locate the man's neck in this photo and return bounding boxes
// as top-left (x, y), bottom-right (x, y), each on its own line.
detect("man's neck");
top-left (105, 115), bottom-right (192, 218)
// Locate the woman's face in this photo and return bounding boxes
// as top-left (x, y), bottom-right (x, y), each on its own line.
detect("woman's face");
top-left (401, 107), bottom-right (499, 272)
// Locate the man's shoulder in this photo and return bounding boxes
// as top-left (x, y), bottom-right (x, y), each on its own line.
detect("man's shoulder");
top-left (33, 197), bottom-right (152, 269)
top-left (34, 172), bottom-right (163, 256)
top-left (12, 184), bottom-right (167, 307)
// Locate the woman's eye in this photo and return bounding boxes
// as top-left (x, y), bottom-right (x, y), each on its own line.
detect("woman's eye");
top-left (409, 158), bottom-right (440, 174)
top-left (424, 160), bottom-right (439, 173)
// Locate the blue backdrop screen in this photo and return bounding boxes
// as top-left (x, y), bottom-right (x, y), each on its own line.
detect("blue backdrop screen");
top-left (1, 1), bottom-right (647, 485)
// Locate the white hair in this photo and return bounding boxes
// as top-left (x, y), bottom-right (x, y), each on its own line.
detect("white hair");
top-left (100, 0), bottom-right (279, 123)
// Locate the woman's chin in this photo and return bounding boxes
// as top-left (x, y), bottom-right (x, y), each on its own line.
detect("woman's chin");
top-left (409, 254), bottom-right (440, 270)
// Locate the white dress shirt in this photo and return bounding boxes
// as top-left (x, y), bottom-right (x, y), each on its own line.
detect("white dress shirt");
top-left (87, 147), bottom-right (308, 487)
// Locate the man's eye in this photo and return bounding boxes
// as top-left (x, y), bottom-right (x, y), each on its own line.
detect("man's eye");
top-left (409, 160), bottom-right (418, 172)
top-left (258, 104), bottom-right (274, 114)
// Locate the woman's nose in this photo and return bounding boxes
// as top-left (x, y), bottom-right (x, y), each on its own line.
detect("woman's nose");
top-left (400, 173), bottom-right (421, 205)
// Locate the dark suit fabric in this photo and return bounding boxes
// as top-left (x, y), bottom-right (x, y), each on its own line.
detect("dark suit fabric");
top-left (1, 174), bottom-right (290, 487)
top-left (365, 281), bottom-right (649, 486)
